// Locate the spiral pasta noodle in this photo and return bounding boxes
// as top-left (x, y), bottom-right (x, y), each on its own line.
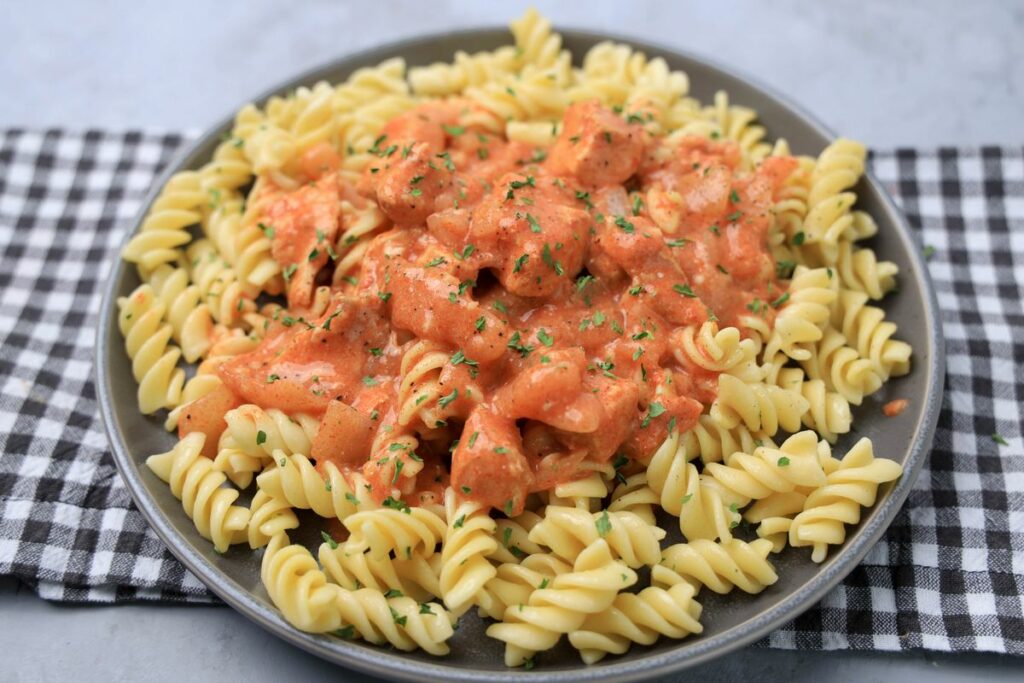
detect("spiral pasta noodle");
top-left (710, 373), bottom-right (809, 437)
top-left (319, 538), bottom-right (442, 602)
top-left (121, 171), bottom-right (204, 277)
top-left (788, 437), bottom-right (903, 562)
top-left (343, 506), bottom-right (447, 560)
top-left (440, 490), bottom-right (498, 614)
top-left (607, 471), bottom-right (659, 525)
top-left (569, 565), bottom-right (703, 663)
top-left (146, 433), bottom-right (250, 552)
top-left (261, 532), bottom-right (344, 633)
top-left (486, 539), bottom-right (637, 667)
top-left (224, 405), bottom-right (319, 458)
top-left (147, 260), bottom-right (213, 363)
top-left (256, 452), bottom-right (377, 520)
top-left (659, 538), bottom-right (778, 595)
top-left (117, 283), bottom-right (185, 414)
top-left (528, 507), bottom-right (665, 568)
top-left (247, 487), bottom-right (299, 549)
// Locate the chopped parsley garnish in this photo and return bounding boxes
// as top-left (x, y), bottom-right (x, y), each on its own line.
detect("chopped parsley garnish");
top-left (266, 374), bottom-right (280, 384)
top-left (320, 531), bottom-right (338, 549)
top-left (792, 231), bottom-right (806, 245)
top-left (512, 253), bottom-right (529, 273)
top-left (443, 124), bottom-right (466, 136)
top-left (541, 243), bottom-right (563, 275)
top-left (575, 274), bottom-right (594, 292)
top-left (575, 190), bottom-right (593, 209)
top-left (454, 243), bottom-right (475, 261)
top-left (770, 292), bottom-right (791, 308)
top-left (438, 389), bottom-right (458, 408)
top-left (505, 175), bottom-right (536, 200)
top-left (474, 316), bottom-right (486, 332)
top-left (631, 194), bottom-right (644, 216)
top-left (729, 189), bottom-right (741, 203)
top-left (992, 433), bottom-right (1009, 446)
top-left (424, 256), bottom-right (446, 268)
top-left (256, 430), bottom-right (267, 445)
top-left (640, 401), bottom-right (665, 428)
top-left (258, 222), bottom-right (275, 239)
top-left (777, 456), bottom-right (791, 467)
top-left (526, 213), bottom-right (542, 233)
top-left (536, 329), bottom-right (554, 347)
top-left (361, 375), bottom-right (379, 386)
top-left (615, 215), bottom-right (635, 234)
top-left (673, 283), bottom-right (697, 298)
top-left (436, 151), bottom-right (455, 171)
top-left (776, 260), bottom-right (797, 278)
top-left (468, 431), bottom-right (480, 448)
top-left (595, 510), bottom-right (612, 537)
top-left (667, 238), bottom-right (690, 247)
top-left (726, 211), bottom-right (742, 223)
top-left (507, 331), bottom-right (534, 358)
top-left (923, 244), bottom-right (936, 260)
top-left (382, 496), bottom-right (411, 513)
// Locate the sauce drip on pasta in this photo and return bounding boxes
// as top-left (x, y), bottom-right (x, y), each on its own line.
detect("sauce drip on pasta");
top-left (189, 99), bottom-right (796, 514)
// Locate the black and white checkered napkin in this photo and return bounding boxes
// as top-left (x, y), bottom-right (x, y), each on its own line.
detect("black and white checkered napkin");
top-left (0, 129), bottom-right (1021, 652)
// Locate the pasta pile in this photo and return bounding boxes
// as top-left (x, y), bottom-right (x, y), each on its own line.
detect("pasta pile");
top-left (120, 9), bottom-right (909, 667)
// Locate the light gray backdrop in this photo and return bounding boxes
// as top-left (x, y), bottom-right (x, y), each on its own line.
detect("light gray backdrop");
top-left (2, 1), bottom-right (1022, 681)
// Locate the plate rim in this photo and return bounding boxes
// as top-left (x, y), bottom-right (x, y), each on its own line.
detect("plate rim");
top-left (95, 23), bottom-right (946, 683)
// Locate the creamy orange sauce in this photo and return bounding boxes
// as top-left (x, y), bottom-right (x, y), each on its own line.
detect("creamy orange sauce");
top-left (207, 99), bottom-right (795, 513)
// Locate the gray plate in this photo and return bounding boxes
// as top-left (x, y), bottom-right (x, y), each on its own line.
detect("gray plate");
top-left (95, 26), bottom-right (945, 683)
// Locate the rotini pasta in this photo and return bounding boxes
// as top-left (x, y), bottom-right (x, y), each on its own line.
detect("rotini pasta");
top-left (120, 9), bottom-right (914, 667)
top-left (146, 433), bottom-right (250, 552)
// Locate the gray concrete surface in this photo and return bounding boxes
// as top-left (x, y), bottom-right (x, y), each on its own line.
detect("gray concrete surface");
top-left (2, 1), bottom-right (1022, 681)
top-left (3, 0), bottom-right (1023, 146)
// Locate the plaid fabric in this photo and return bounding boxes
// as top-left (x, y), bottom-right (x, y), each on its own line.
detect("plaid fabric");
top-left (0, 130), bottom-right (1022, 652)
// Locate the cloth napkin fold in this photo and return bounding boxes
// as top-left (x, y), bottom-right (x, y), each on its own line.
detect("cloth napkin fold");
top-left (0, 129), bottom-right (1021, 653)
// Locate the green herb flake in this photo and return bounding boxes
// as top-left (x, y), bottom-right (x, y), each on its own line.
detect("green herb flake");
top-left (595, 510), bottom-right (612, 537)
top-left (526, 213), bottom-right (542, 233)
top-left (512, 253), bottom-right (529, 273)
top-left (438, 389), bottom-right (459, 408)
top-left (320, 531), bottom-right (338, 550)
top-left (640, 401), bottom-right (666, 428)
